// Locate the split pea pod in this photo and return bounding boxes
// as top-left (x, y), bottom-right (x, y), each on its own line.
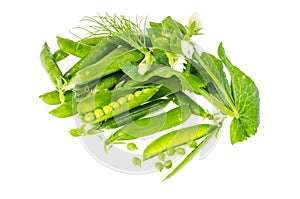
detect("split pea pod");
top-left (57, 36), bottom-right (93, 58)
top-left (107, 106), bottom-right (191, 143)
top-left (68, 48), bottom-right (144, 86)
top-left (80, 85), bottom-right (161, 123)
top-left (40, 42), bottom-right (63, 88)
top-left (100, 98), bottom-right (171, 129)
top-left (143, 124), bottom-right (218, 160)
top-left (63, 36), bottom-right (119, 81)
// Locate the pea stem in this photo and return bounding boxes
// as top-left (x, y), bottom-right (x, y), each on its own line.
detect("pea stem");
top-left (162, 126), bottom-right (220, 181)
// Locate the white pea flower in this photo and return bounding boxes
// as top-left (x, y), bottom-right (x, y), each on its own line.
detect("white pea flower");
top-left (181, 40), bottom-right (194, 59)
top-left (189, 12), bottom-right (202, 30)
top-left (173, 54), bottom-right (187, 72)
top-left (138, 64), bottom-right (148, 75)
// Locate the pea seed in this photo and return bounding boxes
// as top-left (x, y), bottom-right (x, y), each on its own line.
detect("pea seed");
top-left (117, 97), bottom-right (128, 105)
top-left (164, 160), bottom-right (172, 169)
top-left (127, 143), bottom-right (138, 151)
top-left (84, 112), bottom-right (95, 122)
top-left (94, 109), bottom-right (104, 118)
top-left (166, 148), bottom-right (175, 156)
top-left (155, 162), bottom-right (163, 172)
top-left (126, 94), bottom-right (134, 101)
top-left (132, 157), bottom-right (141, 167)
top-left (176, 148), bottom-right (186, 155)
top-left (142, 88), bottom-right (150, 93)
top-left (110, 102), bottom-right (120, 109)
top-left (188, 140), bottom-right (197, 148)
top-left (102, 105), bottom-right (113, 115)
top-left (134, 90), bottom-right (142, 97)
top-left (157, 152), bottom-right (165, 161)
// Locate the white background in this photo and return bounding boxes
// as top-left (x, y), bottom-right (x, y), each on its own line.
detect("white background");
top-left (1, 0), bottom-right (299, 198)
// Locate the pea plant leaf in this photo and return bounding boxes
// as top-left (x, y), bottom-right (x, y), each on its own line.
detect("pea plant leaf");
top-left (119, 63), bottom-right (193, 91)
top-left (218, 43), bottom-right (260, 144)
top-left (193, 52), bottom-right (232, 109)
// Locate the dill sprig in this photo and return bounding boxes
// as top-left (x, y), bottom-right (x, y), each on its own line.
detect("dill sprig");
top-left (73, 13), bottom-right (149, 54)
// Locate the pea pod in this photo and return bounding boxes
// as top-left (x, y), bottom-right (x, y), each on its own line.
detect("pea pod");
top-left (49, 101), bottom-right (77, 118)
top-left (39, 90), bottom-right (73, 105)
top-left (80, 36), bottom-right (105, 46)
top-left (143, 124), bottom-right (218, 160)
top-left (40, 42), bottom-right (63, 88)
top-left (57, 36), bottom-right (93, 58)
top-left (100, 98), bottom-right (171, 129)
top-left (93, 71), bottom-right (124, 93)
top-left (53, 50), bottom-right (69, 62)
top-left (68, 48), bottom-right (144, 86)
top-left (63, 36), bottom-right (119, 81)
top-left (80, 85), bottom-right (161, 123)
top-left (107, 106), bottom-right (191, 143)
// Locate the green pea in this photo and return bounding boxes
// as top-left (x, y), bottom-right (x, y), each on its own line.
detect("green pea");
top-left (155, 162), bottom-right (164, 172)
top-left (103, 105), bottom-right (113, 115)
top-left (188, 140), bottom-right (197, 148)
top-left (132, 157), bottom-right (141, 167)
top-left (94, 109), bottom-right (104, 118)
top-left (164, 160), bottom-right (172, 169)
top-left (127, 143), bottom-right (138, 151)
top-left (134, 90), bottom-right (142, 97)
top-left (142, 88), bottom-right (151, 93)
top-left (117, 97), bottom-right (128, 105)
top-left (176, 148), bottom-right (186, 155)
top-left (157, 152), bottom-right (165, 161)
top-left (166, 148), bottom-right (175, 156)
top-left (84, 112), bottom-right (95, 122)
top-left (126, 94), bottom-right (134, 101)
top-left (110, 102), bottom-right (120, 109)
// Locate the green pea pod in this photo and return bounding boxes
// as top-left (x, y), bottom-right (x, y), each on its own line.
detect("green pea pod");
top-left (100, 99), bottom-right (171, 129)
top-left (143, 124), bottom-right (218, 160)
top-left (93, 72), bottom-right (124, 93)
top-left (168, 91), bottom-right (212, 118)
top-left (107, 105), bottom-right (191, 143)
top-left (57, 36), bottom-right (93, 58)
top-left (80, 36), bottom-right (105, 46)
top-left (81, 85), bottom-right (161, 123)
top-left (40, 42), bottom-right (63, 88)
top-left (150, 76), bottom-right (182, 100)
top-left (49, 101), bottom-right (77, 118)
top-left (63, 36), bottom-right (119, 81)
top-left (39, 90), bottom-right (73, 105)
top-left (77, 91), bottom-right (112, 115)
top-left (68, 48), bottom-right (144, 86)
top-left (53, 49), bottom-right (69, 62)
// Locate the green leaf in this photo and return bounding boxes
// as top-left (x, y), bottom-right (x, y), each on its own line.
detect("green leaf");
top-left (162, 16), bottom-right (183, 38)
top-left (218, 43), bottom-right (260, 144)
top-left (192, 52), bottom-right (233, 110)
top-left (119, 63), bottom-right (193, 91)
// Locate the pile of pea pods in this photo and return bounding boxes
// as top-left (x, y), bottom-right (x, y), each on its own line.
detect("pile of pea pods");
top-left (39, 15), bottom-right (224, 180)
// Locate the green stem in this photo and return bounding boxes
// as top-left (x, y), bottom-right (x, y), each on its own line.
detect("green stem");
top-left (197, 88), bottom-right (238, 118)
top-left (193, 51), bottom-right (237, 113)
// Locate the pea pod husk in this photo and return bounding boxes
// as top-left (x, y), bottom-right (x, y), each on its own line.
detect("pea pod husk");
top-left (49, 101), bottom-right (77, 118)
top-left (143, 124), bottom-right (218, 160)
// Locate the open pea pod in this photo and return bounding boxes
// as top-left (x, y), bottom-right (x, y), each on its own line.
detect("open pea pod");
top-left (143, 124), bottom-right (218, 160)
